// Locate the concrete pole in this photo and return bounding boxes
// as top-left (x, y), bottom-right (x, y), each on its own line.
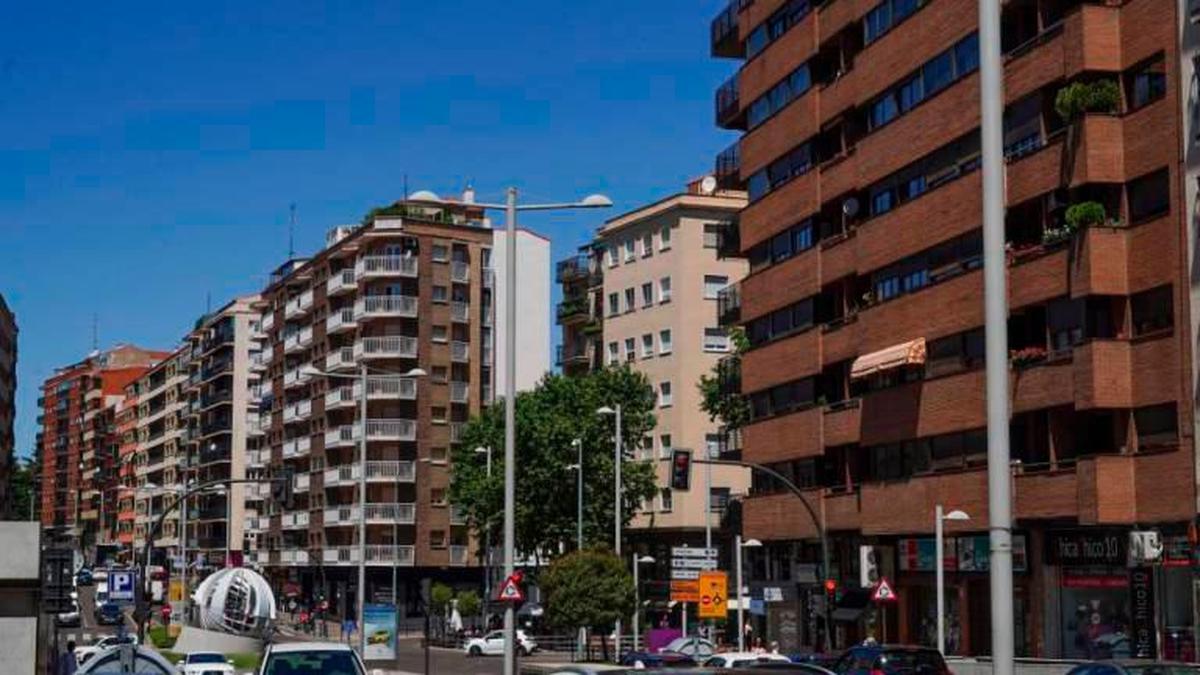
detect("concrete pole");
top-left (358, 361), bottom-right (368, 657)
top-left (705, 449), bottom-right (712, 643)
top-left (978, 1), bottom-right (1014, 673)
top-left (736, 534), bottom-right (745, 652)
top-left (577, 439), bottom-right (584, 551)
top-left (614, 404), bottom-right (622, 658)
top-left (502, 187), bottom-right (518, 675)
top-left (484, 447), bottom-right (492, 629)
top-left (180, 486), bottom-right (188, 619)
top-left (632, 552), bottom-right (640, 653)
top-left (935, 504), bottom-right (945, 655)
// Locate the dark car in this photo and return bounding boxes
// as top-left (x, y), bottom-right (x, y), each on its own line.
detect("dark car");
top-left (831, 644), bottom-right (951, 675)
top-left (1065, 662), bottom-right (1200, 675)
top-left (619, 650), bottom-right (698, 668)
top-left (75, 568), bottom-right (94, 586)
top-left (95, 601), bottom-right (124, 625)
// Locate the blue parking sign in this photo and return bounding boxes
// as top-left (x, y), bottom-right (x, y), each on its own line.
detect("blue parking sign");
top-left (110, 569), bottom-right (136, 604)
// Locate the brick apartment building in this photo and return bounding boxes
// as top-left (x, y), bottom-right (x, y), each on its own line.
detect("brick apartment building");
top-left (0, 294), bottom-right (15, 518)
top-left (37, 344), bottom-right (169, 558)
top-left (252, 194), bottom-right (548, 620)
top-left (711, 0), bottom-right (1197, 659)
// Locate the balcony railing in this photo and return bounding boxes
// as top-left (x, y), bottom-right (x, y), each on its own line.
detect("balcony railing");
top-left (556, 344), bottom-right (589, 367)
top-left (355, 295), bottom-right (418, 319)
top-left (451, 341), bottom-right (470, 363)
top-left (284, 326), bottom-right (314, 354)
top-left (323, 545), bottom-right (415, 566)
top-left (365, 502), bottom-right (416, 523)
top-left (711, 0), bottom-right (750, 58)
top-left (357, 376), bottom-right (418, 400)
top-left (715, 218), bottom-right (741, 260)
top-left (323, 461), bottom-right (416, 487)
top-left (483, 268), bottom-right (494, 288)
top-left (325, 425), bottom-right (358, 448)
top-left (450, 423), bottom-right (466, 443)
top-left (449, 545), bottom-right (469, 566)
top-left (326, 307), bottom-right (357, 334)
top-left (327, 268), bottom-right (358, 295)
top-left (556, 297), bottom-right (590, 324)
top-left (285, 289), bottom-right (314, 319)
top-left (715, 141), bottom-right (742, 191)
top-left (451, 301), bottom-right (470, 323)
top-left (282, 400), bottom-right (312, 424)
top-left (282, 436), bottom-right (311, 458)
top-left (261, 312), bottom-right (275, 333)
top-left (280, 549), bottom-right (310, 565)
top-left (356, 255), bottom-right (418, 279)
top-left (294, 473), bottom-right (311, 492)
top-left (325, 385), bottom-right (355, 410)
top-left (450, 261), bottom-right (470, 283)
top-left (326, 345), bottom-right (356, 371)
top-left (355, 335), bottom-right (418, 360)
top-left (450, 381), bottom-right (470, 404)
top-left (556, 255), bottom-right (591, 283)
top-left (715, 73), bottom-right (742, 129)
top-left (281, 511), bottom-right (309, 529)
top-left (366, 419), bottom-right (417, 441)
top-left (283, 367), bottom-right (312, 390)
top-left (717, 283), bottom-right (741, 326)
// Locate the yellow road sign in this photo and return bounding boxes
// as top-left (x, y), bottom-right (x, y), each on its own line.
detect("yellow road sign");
top-left (670, 580), bottom-right (700, 603)
top-left (697, 571), bottom-right (728, 619)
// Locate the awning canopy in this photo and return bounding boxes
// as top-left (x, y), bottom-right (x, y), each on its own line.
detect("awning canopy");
top-left (850, 338), bottom-right (926, 380)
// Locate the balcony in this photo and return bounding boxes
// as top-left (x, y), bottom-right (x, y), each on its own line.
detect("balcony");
top-left (451, 341), bottom-right (470, 363)
top-left (357, 376), bottom-right (418, 401)
top-left (325, 425), bottom-right (358, 448)
top-left (356, 255), bottom-right (418, 279)
top-left (324, 461), bottom-right (416, 487)
top-left (450, 423), bottom-right (466, 444)
top-left (366, 418), bottom-right (417, 441)
top-left (294, 472), bottom-right (310, 492)
top-left (450, 504), bottom-right (467, 526)
top-left (327, 268), bottom-right (358, 295)
top-left (355, 335), bottom-right (418, 360)
top-left (281, 436), bottom-right (311, 458)
top-left (282, 400), bottom-right (312, 424)
top-left (280, 549), bottom-right (310, 566)
top-left (247, 450), bottom-right (267, 468)
top-left (715, 73), bottom-right (744, 130)
top-left (325, 385), bottom-right (356, 410)
top-left (281, 511), bottom-right (309, 529)
top-left (556, 344), bottom-right (589, 368)
top-left (251, 349), bottom-right (270, 372)
top-left (326, 307), bottom-right (357, 335)
top-left (355, 295), bottom-right (418, 319)
top-left (450, 381), bottom-right (470, 404)
top-left (451, 301), bottom-right (470, 324)
top-left (247, 413), bottom-right (266, 437)
top-left (284, 289), bottom-right (314, 319)
top-left (323, 545), bottom-right (415, 566)
top-left (451, 261), bottom-right (470, 283)
top-left (449, 545), bottom-right (469, 566)
top-left (283, 367), bottom-right (312, 390)
top-left (556, 297), bottom-right (590, 325)
top-left (284, 326), bottom-right (314, 354)
top-left (556, 255), bottom-right (591, 283)
top-left (715, 141), bottom-right (742, 191)
top-left (325, 345), bottom-right (356, 371)
top-left (710, 0), bottom-right (748, 58)
top-left (261, 312), bottom-right (275, 333)
top-left (717, 283), bottom-right (741, 327)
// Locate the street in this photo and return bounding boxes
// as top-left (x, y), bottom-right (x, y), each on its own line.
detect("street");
top-left (57, 584), bottom-right (136, 646)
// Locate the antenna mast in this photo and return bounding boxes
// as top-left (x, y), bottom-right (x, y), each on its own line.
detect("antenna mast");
top-left (289, 202), bottom-right (297, 259)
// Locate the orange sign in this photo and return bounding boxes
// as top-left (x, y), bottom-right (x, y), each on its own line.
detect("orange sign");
top-left (670, 580), bottom-right (700, 603)
top-left (698, 571), bottom-right (728, 619)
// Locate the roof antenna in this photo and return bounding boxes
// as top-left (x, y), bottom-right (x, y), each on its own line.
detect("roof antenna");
top-left (403, 174), bottom-right (409, 202)
top-left (91, 313), bottom-right (98, 351)
top-left (206, 291), bottom-right (212, 314)
top-left (288, 202), bottom-right (297, 259)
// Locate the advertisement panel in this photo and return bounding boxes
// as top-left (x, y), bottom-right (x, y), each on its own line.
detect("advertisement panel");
top-left (362, 603), bottom-right (397, 660)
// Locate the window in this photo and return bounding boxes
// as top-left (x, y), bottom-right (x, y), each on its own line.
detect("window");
top-left (746, 0), bottom-right (814, 59)
top-left (429, 446), bottom-right (448, 462)
top-left (430, 530), bottom-right (447, 548)
top-left (705, 433), bottom-right (722, 460)
top-left (704, 275), bottom-right (729, 299)
top-left (1128, 55), bottom-right (1166, 111)
top-left (624, 288), bottom-right (636, 313)
top-left (431, 285), bottom-right (448, 303)
top-left (660, 225), bottom-right (672, 250)
top-left (659, 277), bottom-right (672, 303)
top-left (431, 366), bottom-right (449, 383)
top-left (431, 244), bottom-right (449, 262)
top-left (704, 328), bottom-right (730, 352)
top-left (1128, 168), bottom-right (1170, 223)
top-left (624, 239), bottom-right (636, 262)
top-left (642, 283), bottom-right (654, 308)
top-left (659, 488), bottom-right (673, 512)
top-left (659, 381), bottom-right (673, 407)
top-left (641, 334), bottom-right (654, 357)
top-left (607, 342), bottom-right (619, 365)
top-left (430, 487), bottom-right (447, 505)
top-left (748, 141), bottom-right (815, 202)
top-left (608, 245), bottom-right (619, 268)
top-left (748, 63), bottom-right (812, 129)
top-left (432, 325), bottom-right (448, 343)
top-left (642, 232), bottom-right (654, 257)
top-left (607, 292), bottom-right (620, 317)
top-left (1135, 403), bottom-right (1177, 448)
top-left (867, 32), bottom-right (978, 131)
top-left (1131, 285), bottom-right (1173, 336)
top-left (703, 224), bottom-right (721, 248)
top-left (660, 433), bottom-right (672, 459)
top-left (431, 407), bottom-right (448, 424)
top-left (659, 329), bottom-right (673, 354)
top-left (625, 338), bottom-right (636, 362)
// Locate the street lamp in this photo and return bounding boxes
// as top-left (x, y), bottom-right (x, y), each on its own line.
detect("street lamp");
top-left (566, 438), bottom-right (583, 551)
top-left (735, 536), bottom-right (762, 652)
top-left (596, 404), bottom-right (623, 656)
top-left (417, 187), bottom-right (610, 675)
top-left (301, 363), bottom-right (426, 657)
top-left (935, 506), bottom-right (970, 655)
top-left (632, 554), bottom-right (655, 652)
top-left (474, 446), bottom-right (493, 629)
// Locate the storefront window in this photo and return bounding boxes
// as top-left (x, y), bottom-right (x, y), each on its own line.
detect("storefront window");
top-left (1162, 564), bottom-right (1196, 661)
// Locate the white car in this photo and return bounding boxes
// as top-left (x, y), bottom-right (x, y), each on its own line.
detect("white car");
top-left (464, 629), bottom-right (538, 657)
top-left (703, 652), bottom-right (794, 668)
top-left (660, 636), bottom-right (715, 658)
top-left (76, 635), bottom-right (139, 666)
top-left (177, 651), bottom-right (235, 674)
top-left (258, 642), bottom-right (366, 675)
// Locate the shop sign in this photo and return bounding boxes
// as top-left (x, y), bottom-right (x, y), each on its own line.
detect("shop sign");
top-left (763, 587), bottom-right (784, 603)
top-left (1129, 567), bottom-right (1156, 659)
top-left (1046, 530), bottom-right (1125, 566)
top-left (898, 535), bottom-right (1027, 572)
top-left (1163, 535), bottom-right (1191, 567)
top-left (1061, 572), bottom-right (1128, 588)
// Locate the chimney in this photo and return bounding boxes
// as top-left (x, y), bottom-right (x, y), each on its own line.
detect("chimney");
top-left (462, 184), bottom-right (476, 204)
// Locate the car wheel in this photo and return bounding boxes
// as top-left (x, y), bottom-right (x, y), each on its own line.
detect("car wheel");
top-left (468, 646), bottom-right (482, 657)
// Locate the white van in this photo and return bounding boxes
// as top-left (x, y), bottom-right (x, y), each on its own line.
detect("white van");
top-left (95, 580), bottom-right (109, 603)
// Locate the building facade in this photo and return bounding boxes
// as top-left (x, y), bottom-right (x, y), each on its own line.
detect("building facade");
top-left (712, 0), bottom-right (1196, 659)
top-left (0, 294), bottom-right (15, 518)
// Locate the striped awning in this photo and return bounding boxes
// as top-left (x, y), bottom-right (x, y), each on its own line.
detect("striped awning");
top-left (850, 338), bottom-right (927, 380)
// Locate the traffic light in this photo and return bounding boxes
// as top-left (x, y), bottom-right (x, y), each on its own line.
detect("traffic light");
top-left (670, 449), bottom-right (692, 491)
top-left (859, 545), bottom-right (879, 587)
top-left (824, 578), bottom-right (838, 603)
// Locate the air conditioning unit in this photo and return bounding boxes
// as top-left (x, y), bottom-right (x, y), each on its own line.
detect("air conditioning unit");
top-left (1129, 531), bottom-right (1163, 564)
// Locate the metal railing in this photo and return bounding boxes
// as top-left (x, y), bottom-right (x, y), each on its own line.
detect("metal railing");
top-left (325, 345), bottom-right (356, 370)
top-left (356, 335), bottom-right (418, 359)
top-left (450, 381), bottom-right (469, 404)
top-left (327, 268), bottom-right (358, 295)
top-left (451, 301), bottom-right (470, 323)
top-left (355, 295), bottom-right (418, 318)
top-left (365, 418), bottom-right (417, 441)
top-left (326, 307), bottom-right (357, 334)
top-left (356, 255), bottom-right (418, 278)
top-left (451, 341), bottom-right (470, 363)
top-left (359, 376), bottom-right (418, 400)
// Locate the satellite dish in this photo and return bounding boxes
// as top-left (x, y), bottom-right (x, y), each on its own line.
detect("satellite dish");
top-left (842, 197), bottom-right (861, 218)
top-left (700, 176), bottom-right (718, 195)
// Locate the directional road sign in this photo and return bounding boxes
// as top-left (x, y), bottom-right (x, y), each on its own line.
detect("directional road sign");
top-left (697, 571), bottom-right (728, 619)
top-left (670, 569), bottom-right (701, 581)
top-left (670, 580), bottom-right (700, 603)
top-left (671, 558), bottom-right (718, 570)
top-left (671, 547), bottom-right (718, 559)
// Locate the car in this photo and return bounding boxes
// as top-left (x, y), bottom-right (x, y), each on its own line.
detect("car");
top-left (76, 635), bottom-right (139, 666)
top-left (177, 651), bottom-right (235, 675)
top-left (95, 601), bottom-right (124, 625)
top-left (76, 568), bottom-right (94, 586)
top-left (703, 652), bottom-right (795, 668)
top-left (831, 644), bottom-right (951, 675)
top-left (55, 601), bottom-right (82, 627)
top-left (463, 629), bottom-right (539, 657)
top-left (660, 636), bottom-right (716, 659)
top-left (367, 628), bottom-right (392, 645)
top-left (1065, 662), bottom-right (1200, 675)
top-left (619, 650), bottom-right (698, 668)
top-left (258, 642), bottom-right (367, 675)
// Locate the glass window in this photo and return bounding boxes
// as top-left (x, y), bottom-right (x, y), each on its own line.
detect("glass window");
top-left (641, 283), bottom-right (654, 308)
top-left (871, 94), bottom-right (899, 129)
top-left (704, 275), bottom-right (729, 299)
top-left (432, 244), bottom-right (449, 262)
top-left (659, 277), bottom-right (672, 302)
top-left (641, 334), bottom-right (654, 357)
top-left (660, 225), bottom-right (671, 250)
top-left (772, 230), bottom-right (794, 262)
top-left (1128, 168), bottom-right (1170, 223)
top-left (660, 434), bottom-right (672, 459)
top-left (898, 75), bottom-right (924, 112)
top-left (704, 328), bottom-right (731, 352)
top-left (1135, 403), bottom-right (1177, 448)
top-left (642, 232), bottom-right (654, 257)
top-left (865, 2), bottom-right (891, 43)
top-left (871, 187), bottom-right (895, 215)
top-left (1130, 55), bottom-right (1166, 110)
top-left (431, 285), bottom-right (448, 303)
top-left (660, 488), bottom-right (673, 512)
top-left (624, 338), bottom-right (636, 361)
top-left (1131, 284), bottom-right (1173, 336)
top-left (794, 223), bottom-right (813, 251)
top-left (432, 325), bottom-right (448, 343)
top-left (624, 288), bottom-right (636, 312)
top-left (922, 51), bottom-right (954, 95)
top-left (607, 342), bottom-right (619, 364)
top-left (608, 245), bottom-right (619, 267)
top-left (876, 275), bottom-right (901, 301)
top-left (607, 292), bottom-right (619, 317)
top-left (772, 307), bottom-right (793, 336)
top-left (793, 298), bottom-right (814, 330)
top-left (624, 239), bottom-right (636, 261)
top-left (659, 329), bottom-right (673, 354)
top-left (704, 224), bottom-right (720, 248)
top-left (954, 33), bottom-right (980, 75)
top-left (659, 381), bottom-right (673, 407)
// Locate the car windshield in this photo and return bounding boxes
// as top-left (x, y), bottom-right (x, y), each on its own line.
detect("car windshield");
top-left (264, 652), bottom-right (362, 675)
top-left (189, 653), bottom-right (225, 663)
top-left (1125, 667), bottom-right (1200, 675)
top-left (879, 650), bottom-right (947, 673)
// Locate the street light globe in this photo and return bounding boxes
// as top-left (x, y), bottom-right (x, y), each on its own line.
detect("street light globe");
top-left (580, 194), bottom-right (614, 208)
top-left (742, 538), bottom-right (764, 548)
top-left (404, 367), bottom-right (428, 377)
top-left (637, 555), bottom-right (656, 564)
top-left (945, 510), bottom-right (971, 522)
top-left (473, 447), bottom-right (489, 455)
top-left (596, 406), bottom-right (616, 415)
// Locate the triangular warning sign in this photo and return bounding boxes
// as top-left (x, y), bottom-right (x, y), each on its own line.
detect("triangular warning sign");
top-left (496, 574), bottom-right (525, 603)
top-left (871, 578), bottom-right (897, 603)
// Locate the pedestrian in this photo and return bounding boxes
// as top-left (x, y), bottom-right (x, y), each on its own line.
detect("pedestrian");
top-left (59, 640), bottom-right (78, 675)
top-left (342, 617), bottom-right (356, 643)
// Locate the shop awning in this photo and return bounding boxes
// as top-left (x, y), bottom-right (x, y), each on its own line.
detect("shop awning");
top-left (850, 338), bottom-right (927, 380)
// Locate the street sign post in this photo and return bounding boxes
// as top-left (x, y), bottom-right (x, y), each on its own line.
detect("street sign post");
top-left (671, 547), bottom-right (718, 559)
top-left (496, 571), bottom-right (525, 603)
top-left (671, 558), bottom-right (719, 570)
top-left (697, 571), bottom-right (728, 619)
top-left (110, 569), bottom-right (137, 605)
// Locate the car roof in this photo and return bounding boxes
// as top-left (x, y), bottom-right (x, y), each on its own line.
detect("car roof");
top-left (715, 652), bottom-right (791, 659)
top-left (269, 641), bottom-right (356, 653)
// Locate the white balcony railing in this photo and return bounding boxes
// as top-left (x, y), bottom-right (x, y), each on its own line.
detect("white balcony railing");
top-left (450, 423), bottom-right (466, 443)
top-left (451, 261), bottom-right (470, 283)
top-left (482, 268), bottom-right (494, 288)
top-left (325, 385), bottom-right (355, 410)
top-left (357, 376), bottom-right (418, 400)
top-left (355, 336), bottom-right (418, 360)
top-left (294, 473), bottom-right (310, 492)
top-left (449, 545), bottom-right (469, 566)
top-left (356, 255), bottom-right (419, 279)
top-left (285, 289), bottom-right (314, 319)
top-left (325, 307), bottom-right (357, 335)
top-left (323, 461), bottom-right (416, 487)
top-left (322, 545), bottom-right (415, 566)
top-left (281, 511), bottom-right (309, 529)
top-left (324, 425), bottom-right (358, 448)
top-left (282, 436), bottom-right (311, 458)
top-left (451, 341), bottom-right (470, 363)
top-left (366, 418), bottom-right (417, 441)
top-left (246, 413), bottom-right (265, 437)
top-left (365, 502), bottom-right (416, 523)
top-left (450, 381), bottom-right (469, 404)
top-left (281, 549), bottom-right (310, 565)
top-left (323, 505), bottom-right (359, 525)
top-left (355, 295), bottom-right (418, 319)
top-left (325, 345), bottom-right (356, 371)
top-left (327, 268), bottom-right (357, 295)
top-left (261, 312), bottom-right (275, 333)
top-left (284, 326), bottom-right (314, 354)
top-left (283, 367), bottom-right (312, 389)
top-left (247, 450), bottom-right (267, 468)
top-left (283, 400), bottom-right (312, 424)
top-left (451, 301), bottom-right (470, 323)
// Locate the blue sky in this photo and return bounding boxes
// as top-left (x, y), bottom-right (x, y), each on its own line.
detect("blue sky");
top-left (0, 0), bottom-right (739, 458)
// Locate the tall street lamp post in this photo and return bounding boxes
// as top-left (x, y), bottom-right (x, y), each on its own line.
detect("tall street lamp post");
top-left (567, 438), bottom-right (583, 551)
top-left (596, 404), bottom-right (622, 656)
top-left (735, 536), bottom-right (762, 652)
top-left (474, 446), bottom-right (492, 627)
top-left (302, 364), bottom-right (425, 657)
top-left (632, 554), bottom-right (655, 652)
top-left (935, 506), bottom-right (970, 655)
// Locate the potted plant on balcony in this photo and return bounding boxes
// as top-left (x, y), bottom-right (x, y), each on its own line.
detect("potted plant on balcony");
top-left (1054, 79), bottom-right (1121, 122)
top-left (1009, 346), bottom-right (1048, 368)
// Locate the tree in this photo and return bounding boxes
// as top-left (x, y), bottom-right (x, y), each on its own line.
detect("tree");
top-left (9, 457), bottom-right (36, 521)
top-left (449, 366), bottom-right (659, 562)
top-left (541, 548), bottom-right (635, 661)
top-left (698, 326), bottom-right (751, 433)
top-left (430, 583), bottom-right (454, 616)
top-left (455, 589), bottom-right (481, 621)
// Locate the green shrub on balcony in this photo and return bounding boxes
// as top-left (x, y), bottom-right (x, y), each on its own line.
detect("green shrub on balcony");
top-left (1064, 201), bottom-right (1106, 230)
top-left (1054, 80), bottom-right (1120, 122)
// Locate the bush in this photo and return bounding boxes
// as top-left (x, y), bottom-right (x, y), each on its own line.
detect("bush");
top-left (147, 625), bottom-right (176, 649)
top-left (456, 589), bottom-right (481, 619)
top-left (1065, 201), bottom-right (1106, 230)
top-left (1055, 80), bottom-right (1120, 121)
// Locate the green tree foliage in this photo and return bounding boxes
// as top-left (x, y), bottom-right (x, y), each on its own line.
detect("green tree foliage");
top-left (541, 548), bottom-right (635, 637)
top-left (1054, 79), bottom-right (1120, 121)
top-left (449, 367), bottom-right (659, 560)
top-left (455, 589), bottom-right (481, 620)
top-left (430, 583), bottom-right (455, 616)
top-left (698, 326), bottom-right (750, 432)
top-left (9, 457), bottom-right (36, 520)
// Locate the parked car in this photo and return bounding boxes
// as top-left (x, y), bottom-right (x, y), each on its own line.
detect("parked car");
top-left (55, 601), bottom-right (82, 628)
top-left (75, 635), bottom-right (139, 666)
top-left (75, 568), bottom-right (94, 586)
top-left (463, 629), bottom-right (539, 657)
top-left (832, 644), bottom-right (950, 675)
top-left (95, 601), bottom-right (124, 625)
top-left (1065, 662), bottom-right (1200, 675)
top-left (619, 650), bottom-right (698, 668)
top-left (176, 651), bottom-right (235, 675)
top-left (257, 642), bottom-right (366, 675)
top-left (703, 652), bottom-right (794, 668)
top-left (660, 636), bottom-right (715, 659)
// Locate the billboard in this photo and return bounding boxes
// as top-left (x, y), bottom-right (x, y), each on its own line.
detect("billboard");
top-left (363, 603), bottom-right (398, 661)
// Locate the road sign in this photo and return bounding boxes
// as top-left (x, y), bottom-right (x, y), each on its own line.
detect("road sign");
top-left (871, 578), bottom-right (897, 603)
top-left (763, 587), bottom-right (784, 603)
top-left (697, 571), bottom-right (728, 619)
top-left (671, 547), bottom-right (718, 559)
top-left (110, 569), bottom-right (136, 604)
top-left (670, 569), bottom-right (701, 580)
top-left (671, 558), bottom-right (718, 570)
top-left (496, 571), bottom-right (525, 603)
top-left (670, 580), bottom-right (700, 603)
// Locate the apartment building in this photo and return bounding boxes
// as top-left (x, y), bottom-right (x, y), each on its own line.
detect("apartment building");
top-left (253, 193), bottom-right (547, 620)
top-left (712, 0), bottom-right (1195, 658)
top-left (564, 182), bottom-right (752, 563)
top-left (37, 345), bottom-right (168, 557)
top-left (0, 294), bottom-right (15, 517)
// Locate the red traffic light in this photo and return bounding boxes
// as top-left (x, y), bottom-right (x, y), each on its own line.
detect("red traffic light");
top-left (823, 579), bottom-right (837, 593)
